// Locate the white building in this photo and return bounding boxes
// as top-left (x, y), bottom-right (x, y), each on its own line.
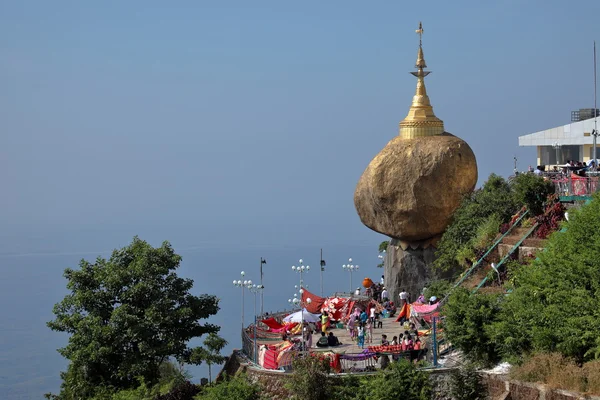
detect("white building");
top-left (519, 113), bottom-right (599, 167)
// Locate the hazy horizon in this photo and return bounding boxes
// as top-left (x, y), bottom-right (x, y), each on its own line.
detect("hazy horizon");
top-left (1, 1), bottom-right (599, 398)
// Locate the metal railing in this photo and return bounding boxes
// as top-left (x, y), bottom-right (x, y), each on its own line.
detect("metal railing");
top-left (552, 176), bottom-right (599, 198)
top-left (472, 222), bottom-right (538, 293)
top-left (438, 208), bottom-right (529, 306)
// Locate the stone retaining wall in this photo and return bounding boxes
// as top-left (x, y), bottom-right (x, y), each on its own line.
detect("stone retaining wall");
top-left (498, 244), bottom-right (543, 261)
top-left (220, 351), bottom-right (600, 399)
top-left (482, 373), bottom-right (600, 400)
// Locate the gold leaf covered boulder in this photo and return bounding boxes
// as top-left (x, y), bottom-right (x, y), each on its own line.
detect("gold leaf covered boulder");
top-left (354, 23), bottom-right (477, 243)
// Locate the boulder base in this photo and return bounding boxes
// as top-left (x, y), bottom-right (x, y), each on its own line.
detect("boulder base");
top-left (383, 239), bottom-right (454, 304)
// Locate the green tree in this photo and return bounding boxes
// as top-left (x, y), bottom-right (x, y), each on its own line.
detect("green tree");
top-left (190, 333), bottom-right (228, 383)
top-left (443, 288), bottom-right (502, 366)
top-left (491, 194), bottom-right (600, 364)
top-left (47, 237), bottom-right (222, 399)
top-left (378, 241), bottom-right (389, 253)
top-left (359, 359), bottom-right (431, 400)
top-left (195, 373), bottom-right (259, 400)
top-left (286, 356), bottom-right (332, 400)
top-left (511, 173), bottom-right (555, 216)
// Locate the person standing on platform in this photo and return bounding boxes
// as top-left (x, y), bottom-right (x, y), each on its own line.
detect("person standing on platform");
top-left (399, 289), bottom-right (409, 305)
top-left (369, 304), bottom-right (376, 325)
top-left (357, 322), bottom-right (365, 349)
top-left (381, 287), bottom-right (389, 301)
top-left (321, 311), bottom-right (329, 334)
top-left (366, 318), bottom-right (373, 344)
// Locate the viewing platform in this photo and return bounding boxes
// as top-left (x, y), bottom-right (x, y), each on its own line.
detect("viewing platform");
top-left (539, 171), bottom-right (599, 201)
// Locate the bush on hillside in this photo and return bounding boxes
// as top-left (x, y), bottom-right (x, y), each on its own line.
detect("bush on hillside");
top-left (511, 173), bottom-right (555, 216)
top-left (196, 373), bottom-right (259, 400)
top-left (509, 353), bottom-right (600, 395)
top-left (442, 288), bottom-right (502, 367)
top-left (286, 356), bottom-right (332, 400)
top-left (534, 194), bottom-right (565, 239)
top-left (490, 193), bottom-right (600, 364)
top-left (449, 362), bottom-right (486, 400)
top-left (359, 359), bottom-right (431, 400)
top-left (434, 174), bottom-right (517, 272)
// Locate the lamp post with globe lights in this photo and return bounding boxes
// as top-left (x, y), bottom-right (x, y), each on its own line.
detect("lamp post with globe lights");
top-left (290, 259), bottom-right (312, 351)
top-left (291, 259), bottom-right (310, 292)
top-left (233, 271), bottom-right (253, 331)
top-left (342, 258), bottom-right (359, 293)
top-left (248, 284), bottom-right (264, 363)
top-left (552, 141), bottom-right (562, 166)
top-left (288, 289), bottom-right (312, 351)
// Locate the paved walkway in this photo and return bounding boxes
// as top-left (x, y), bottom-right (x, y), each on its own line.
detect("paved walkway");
top-left (305, 314), bottom-right (406, 354)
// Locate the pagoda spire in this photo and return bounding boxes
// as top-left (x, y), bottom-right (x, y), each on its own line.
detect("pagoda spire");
top-left (398, 22), bottom-right (445, 139)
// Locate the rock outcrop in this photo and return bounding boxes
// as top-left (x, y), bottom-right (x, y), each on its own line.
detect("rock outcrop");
top-left (383, 239), bottom-right (455, 303)
top-left (354, 132), bottom-right (477, 242)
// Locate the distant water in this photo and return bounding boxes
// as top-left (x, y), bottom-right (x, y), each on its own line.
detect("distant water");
top-left (0, 242), bottom-right (381, 399)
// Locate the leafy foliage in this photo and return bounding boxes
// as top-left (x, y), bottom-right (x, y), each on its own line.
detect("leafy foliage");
top-left (511, 173), bottom-right (555, 216)
top-left (357, 359), bottom-right (431, 400)
top-left (286, 356), bottom-right (332, 400)
top-left (328, 375), bottom-right (365, 400)
top-left (442, 288), bottom-right (502, 366)
top-left (534, 194), bottom-right (565, 239)
top-left (47, 237), bottom-right (223, 399)
top-left (155, 381), bottom-right (201, 400)
top-left (190, 333), bottom-right (228, 383)
top-left (434, 174), bottom-right (517, 272)
top-left (283, 356), bottom-right (431, 400)
top-left (378, 241), bottom-right (389, 254)
top-left (377, 241), bottom-right (389, 268)
top-left (449, 362), bottom-right (486, 400)
top-left (195, 373), bottom-right (260, 400)
top-left (471, 214), bottom-right (502, 251)
top-left (490, 194), bottom-right (600, 364)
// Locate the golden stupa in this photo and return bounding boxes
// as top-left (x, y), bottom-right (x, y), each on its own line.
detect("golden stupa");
top-left (354, 23), bottom-right (478, 246)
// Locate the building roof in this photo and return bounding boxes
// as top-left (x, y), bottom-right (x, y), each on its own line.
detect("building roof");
top-left (519, 118), bottom-right (598, 147)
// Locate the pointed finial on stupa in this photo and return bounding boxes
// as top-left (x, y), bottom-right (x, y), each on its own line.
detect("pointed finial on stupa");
top-left (398, 22), bottom-right (444, 139)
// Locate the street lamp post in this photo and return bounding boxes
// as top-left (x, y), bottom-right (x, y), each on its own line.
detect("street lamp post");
top-left (260, 257), bottom-right (267, 317)
top-left (291, 259), bottom-right (311, 351)
top-left (320, 249), bottom-right (326, 298)
top-left (249, 284), bottom-right (264, 364)
top-left (288, 290), bottom-right (312, 351)
top-left (552, 141), bottom-right (562, 166)
top-left (232, 271), bottom-right (250, 331)
top-left (342, 258), bottom-right (359, 293)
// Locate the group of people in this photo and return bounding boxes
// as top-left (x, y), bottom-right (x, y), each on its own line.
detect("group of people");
top-left (531, 159), bottom-right (598, 177)
top-left (316, 331), bottom-right (342, 347)
top-left (346, 305), bottom-right (381, 348)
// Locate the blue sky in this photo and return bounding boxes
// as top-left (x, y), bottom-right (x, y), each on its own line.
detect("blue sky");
top-left (2, 0), bottom-right (599, 251)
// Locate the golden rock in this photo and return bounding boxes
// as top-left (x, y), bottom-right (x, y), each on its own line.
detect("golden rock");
top-left (354, 132), bottom-right (477, 242)
top-left (354, 23), bottom-right (478, 243)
